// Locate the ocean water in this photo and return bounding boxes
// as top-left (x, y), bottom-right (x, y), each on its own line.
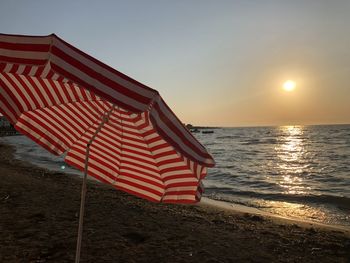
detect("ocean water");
top-left (194, 125), bottom-right (350, 227)
top-left (0, 135), bottom-right (80, 175)
top-left (1, 124), bottom-right (349, 227)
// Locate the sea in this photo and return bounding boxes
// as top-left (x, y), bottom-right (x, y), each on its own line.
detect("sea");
top-left (1, 124), bottom-right (349, 228)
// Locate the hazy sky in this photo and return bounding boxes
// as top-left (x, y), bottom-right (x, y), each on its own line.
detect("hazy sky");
top-left (1, 0), bottom-right (349, 127)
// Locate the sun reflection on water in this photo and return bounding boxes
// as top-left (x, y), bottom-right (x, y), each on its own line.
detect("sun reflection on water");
top-left (254, 199), bottom-right (328, 223)
top-left (277, 126), bottom-right (304, 162)
top-left (275, 126), bottom-right (310, 195)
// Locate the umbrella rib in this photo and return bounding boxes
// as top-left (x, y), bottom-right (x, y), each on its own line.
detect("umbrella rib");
top-left (16, 93), bottom-right (103, 117)
top-left (86, 104), bottom-right (115, 146)
top-left (14, 98), bottom-right (108, 155)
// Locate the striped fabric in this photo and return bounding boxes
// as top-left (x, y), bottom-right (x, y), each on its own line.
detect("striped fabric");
top-left (0, 33), bottom-right (214, 203)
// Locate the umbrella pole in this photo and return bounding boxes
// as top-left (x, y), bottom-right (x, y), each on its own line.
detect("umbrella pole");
top-left (75, 144), bottom-right (91, 263)
top-left (75, 107), bottom-right (115, 263)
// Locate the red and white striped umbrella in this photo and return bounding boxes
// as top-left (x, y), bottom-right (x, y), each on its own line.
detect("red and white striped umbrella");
top-left (0, 33), bottom-right (215, 261)
top-left (0, 33), bottom-right (215, 203)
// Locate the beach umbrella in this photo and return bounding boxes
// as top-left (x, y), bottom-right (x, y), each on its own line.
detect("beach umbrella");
top-left (0, 33), bottom-right (215, 262)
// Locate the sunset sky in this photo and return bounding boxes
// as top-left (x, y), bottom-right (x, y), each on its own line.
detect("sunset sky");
top-left (1, 0), bottom-right (349, 127)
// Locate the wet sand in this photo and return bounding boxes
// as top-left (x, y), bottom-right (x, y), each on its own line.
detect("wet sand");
top-left (0, 143), bottom-right (349, 262)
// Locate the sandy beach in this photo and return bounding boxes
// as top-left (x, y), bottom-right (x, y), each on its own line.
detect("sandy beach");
top-left (0, 142), bottom-right (349, 263)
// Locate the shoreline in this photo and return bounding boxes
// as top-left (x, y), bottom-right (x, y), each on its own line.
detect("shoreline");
top-left (200, 197), bottom-right (350, 236)
top-left (1, 142), bottom-right (350, 262)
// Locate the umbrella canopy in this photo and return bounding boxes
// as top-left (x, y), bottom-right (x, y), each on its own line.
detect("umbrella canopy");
top-left (0, 33), bottom-right (215, 203)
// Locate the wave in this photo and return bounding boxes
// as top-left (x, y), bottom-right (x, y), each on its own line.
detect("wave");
top-left (216, 135), bottom-right (243, 140)
top-left (204, 187), bottom-right (350, 211)
top-left (241, 138), bottom-right (278, 145)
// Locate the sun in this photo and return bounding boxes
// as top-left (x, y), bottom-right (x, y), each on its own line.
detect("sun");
top-left (283, 80), bottom-right (296, 92)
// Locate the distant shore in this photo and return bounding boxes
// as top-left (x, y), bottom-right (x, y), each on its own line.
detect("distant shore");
top-left (0, 142), bottom-right (349, 262)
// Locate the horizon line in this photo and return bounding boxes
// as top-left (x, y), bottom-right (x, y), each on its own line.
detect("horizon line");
top-left (190, 122), bottom-right (350, 129)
